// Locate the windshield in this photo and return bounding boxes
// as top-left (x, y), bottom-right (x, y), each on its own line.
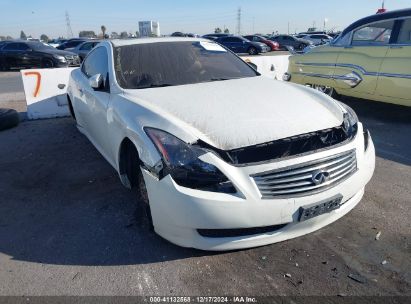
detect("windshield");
top-left (113, 41), bottom-right (259, 89)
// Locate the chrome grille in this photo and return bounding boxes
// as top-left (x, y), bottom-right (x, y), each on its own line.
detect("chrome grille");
top-left (252, 149), bottom-right (357, 198)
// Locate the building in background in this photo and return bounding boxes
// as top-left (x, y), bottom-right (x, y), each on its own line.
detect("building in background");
top-left (138, 21), bottom-right (161, 37)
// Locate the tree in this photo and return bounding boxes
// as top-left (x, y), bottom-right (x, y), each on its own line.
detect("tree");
top-left (101, 25), bottom-right (107, 39)
top-left (79, 30), bottom-right (96, 38)
top-left (40, 34), bottom-right (49, 42)
top-left (20, 30), bottom-right (27, 40)
top-left (6, 36), bottom-right (13, 40)
top-left (120, 31), bottom-right (128, 39)
top-left (111, 32), bottom-right (119, 39)
top-left (224, 28), bottom-right (230, 34)
top-left (135, 31), bottom-right (140, 38)
top-left (214, 27), bottom-right (222, 34)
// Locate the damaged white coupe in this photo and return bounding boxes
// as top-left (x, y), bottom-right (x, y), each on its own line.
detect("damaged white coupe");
top-left (67, 38), bottom-right (375, 250)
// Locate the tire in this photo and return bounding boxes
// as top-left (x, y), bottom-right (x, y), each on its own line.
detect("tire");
top-left (127, 145), bottom-right (154, 231)
top-left (42, 59), bottom-right (54, 68)
top-left (0, 108), bottom-right (19, 131)
top-left (298, 43), bottom-right (307, 51)
top-left (67, 95), bottom-right (76, 121)
top-left (312, 84), bottom-right (340, 99)
top-left (248, 47), bottom-right (258, 55)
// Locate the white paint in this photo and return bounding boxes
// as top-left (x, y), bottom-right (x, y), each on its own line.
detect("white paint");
top-left (240, 55), bottom-right (290, 80)
top-left (199, 41), bottom-right (226, 52)
top-left (21, 67), bottom-right (77, 120)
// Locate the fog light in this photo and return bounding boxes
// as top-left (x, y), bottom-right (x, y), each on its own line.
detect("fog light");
top-left (283, 73), bottom-right (291, 81)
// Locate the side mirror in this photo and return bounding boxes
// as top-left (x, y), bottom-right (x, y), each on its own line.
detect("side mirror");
top-left (89, 74), bottom-right (103, 90)
top-left (247, 62), bottom-right (258, 70)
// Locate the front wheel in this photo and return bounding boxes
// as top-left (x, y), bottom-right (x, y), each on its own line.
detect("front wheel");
top-left (248, 47), bottom-right (258, 55)
top-left (312, 84), bottom-right (340, 99)
top-left (41, 59), bottom-right (54, 68)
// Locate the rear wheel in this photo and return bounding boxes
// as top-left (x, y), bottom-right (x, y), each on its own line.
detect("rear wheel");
top-left (248, 47), bottom-right (258, 55)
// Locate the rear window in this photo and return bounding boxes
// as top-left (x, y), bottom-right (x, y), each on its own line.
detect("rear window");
top-left (113, 41), bottom-right (258, 89)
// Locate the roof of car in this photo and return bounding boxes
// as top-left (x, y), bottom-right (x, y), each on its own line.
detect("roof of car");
top-left (342, 8), bottom-right (411, 35)
top-left (110, 37), bottom-right (208, 47)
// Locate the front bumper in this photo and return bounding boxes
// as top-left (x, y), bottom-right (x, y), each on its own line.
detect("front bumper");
top-left (142, 123), bottom-right (375, 250)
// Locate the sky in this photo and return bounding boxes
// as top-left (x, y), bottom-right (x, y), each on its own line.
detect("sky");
top-left (0, 0), bottom-right (410, 38)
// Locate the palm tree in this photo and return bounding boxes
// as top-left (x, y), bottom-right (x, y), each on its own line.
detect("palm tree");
top-left (101, 25), bottom-right (107, 39)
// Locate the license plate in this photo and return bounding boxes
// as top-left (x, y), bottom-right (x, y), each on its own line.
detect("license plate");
top-left (298, 196), bottom-right (343, 222)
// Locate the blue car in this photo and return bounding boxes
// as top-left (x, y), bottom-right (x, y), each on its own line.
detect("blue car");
top-left (216, 36), bottom-right (270, 55)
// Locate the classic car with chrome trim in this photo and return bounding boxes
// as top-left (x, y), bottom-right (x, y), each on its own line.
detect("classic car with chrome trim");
top-left (284, 9), bottom-right (411, 107)
top-left (67, 38), bottom-right (375, 250)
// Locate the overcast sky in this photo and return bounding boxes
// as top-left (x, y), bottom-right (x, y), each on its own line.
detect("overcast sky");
top-left (0, 0), bottom-right (410, 38)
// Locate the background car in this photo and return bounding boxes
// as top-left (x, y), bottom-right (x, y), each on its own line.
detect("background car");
top-left (202, 33), bottom-right (231, 41)
top-left (0, 40), bottom-right (80, 70)
top-left (216, 36), bottom-right (270, 55)
top-left (48, 39), bottom-right (67, 48)
top-left (285, 8), bottom-right (411, 107)
top-left (302, 33), bottom-right (333, 45)
top-left (70, 40), bottom-right (102, 61)
top-left (56, 38), bottom-right (89, 50)
top-left (243, 35), bottom-right (280, 51)
top-left (269, 34), bottom-right (313, 51)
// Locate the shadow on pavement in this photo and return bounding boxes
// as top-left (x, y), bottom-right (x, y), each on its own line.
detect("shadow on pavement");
top-left (340, 97), bottom-right (411, 166)
top-left (0, 118), bottom-right (212, 266)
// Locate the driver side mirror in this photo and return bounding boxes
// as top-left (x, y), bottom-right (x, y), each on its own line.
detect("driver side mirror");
top-left (89, 74), bottom-right (103, 90)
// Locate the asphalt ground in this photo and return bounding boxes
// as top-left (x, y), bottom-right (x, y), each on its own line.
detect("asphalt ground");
top-left (0, 71), bottom-right (410, 297)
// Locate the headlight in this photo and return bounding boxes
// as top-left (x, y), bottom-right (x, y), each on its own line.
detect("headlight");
top-left (145, 128), bottom-right (236, 193)
top-left (340, 103), bottom-right (358, 137)
top-left (53, 55), bottom-right (66, 62)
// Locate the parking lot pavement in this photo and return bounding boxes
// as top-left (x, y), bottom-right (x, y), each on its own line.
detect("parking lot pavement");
top-left (0, 98), bottom-right (410, 296)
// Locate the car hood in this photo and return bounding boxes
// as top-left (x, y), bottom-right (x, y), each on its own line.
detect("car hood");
top-left (123, 76), bottom-right (344, 150)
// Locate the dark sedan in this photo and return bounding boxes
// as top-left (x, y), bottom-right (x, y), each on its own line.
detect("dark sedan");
top-left (0, 41), bottom-right (80, 70)
top-left (56, 39), bottom-right (89, 50)
top-left (269, 35), bottom-right (312, 51)
top-left (69, 40), bottom-right (102, 61)
top-left (216, 36), bottom-right (270, 55)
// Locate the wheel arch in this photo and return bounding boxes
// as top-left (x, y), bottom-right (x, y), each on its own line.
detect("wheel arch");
top-left (117, 137), bottom-right (143, 189)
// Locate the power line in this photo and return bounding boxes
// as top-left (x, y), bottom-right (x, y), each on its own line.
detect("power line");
top-left (65, 11), bottom-right (73, 38)
top-left (236, 7), bottom-right (241, 35)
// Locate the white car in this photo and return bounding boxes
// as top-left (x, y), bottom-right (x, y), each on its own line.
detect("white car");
top-left (302, 34), bottom-right (333, 45)
top-left (67, 38), bottom-right (375, 251)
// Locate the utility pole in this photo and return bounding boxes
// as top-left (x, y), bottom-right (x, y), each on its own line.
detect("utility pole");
top-left (236, 7), bottom-right (241, 35)
top-left (65, 11), bottom-right (73, 38)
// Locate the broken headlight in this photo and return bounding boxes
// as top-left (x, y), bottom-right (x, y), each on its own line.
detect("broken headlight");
top-left (145, 128), bottom-right (236, 193)
top-left (340, 103), bottom-right (358, 137)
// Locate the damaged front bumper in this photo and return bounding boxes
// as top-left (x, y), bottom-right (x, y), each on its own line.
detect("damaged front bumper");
top-left (142, 123), bottom-right (375, 250)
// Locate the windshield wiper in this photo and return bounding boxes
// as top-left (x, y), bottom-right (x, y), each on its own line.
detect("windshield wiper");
top-left (137, 83), bottom-right (174, 89)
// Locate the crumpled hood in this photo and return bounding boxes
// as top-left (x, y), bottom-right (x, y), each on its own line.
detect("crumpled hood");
top-left (123, 76), bottom-right (344, 150)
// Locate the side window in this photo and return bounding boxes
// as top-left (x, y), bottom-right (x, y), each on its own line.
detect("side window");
top-left (80, 42), bottom-right (93, 51)
top-left (397, 18), bottom-right (411, 44)
top-left (82, 47), bottom-right (109, 89)
top-left (352, 20), bottom-right (394, 46)
top-left (253, 37), bottom-right (260, 42)
top-left (3, 43), bottom-right (19, 50)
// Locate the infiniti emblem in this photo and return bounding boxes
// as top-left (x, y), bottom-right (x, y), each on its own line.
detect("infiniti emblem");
top-left (311, 170), bottom-right (331, 185)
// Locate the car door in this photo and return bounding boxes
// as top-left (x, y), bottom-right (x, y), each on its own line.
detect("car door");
top-left (78, 46), bottom-right (111, 155)
top-left (334, 19), bottom-right (394, 98)
top-left (2, 42), bottom-right (26, 68)
top-left (376, 17), bottom-right (411, 105)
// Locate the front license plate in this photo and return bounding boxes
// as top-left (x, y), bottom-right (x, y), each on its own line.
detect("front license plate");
top-left (298, 196), bottom-right (343, 222)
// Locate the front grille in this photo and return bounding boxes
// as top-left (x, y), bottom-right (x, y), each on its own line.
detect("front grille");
top-left (252, 149), bottom-right (357, 198)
